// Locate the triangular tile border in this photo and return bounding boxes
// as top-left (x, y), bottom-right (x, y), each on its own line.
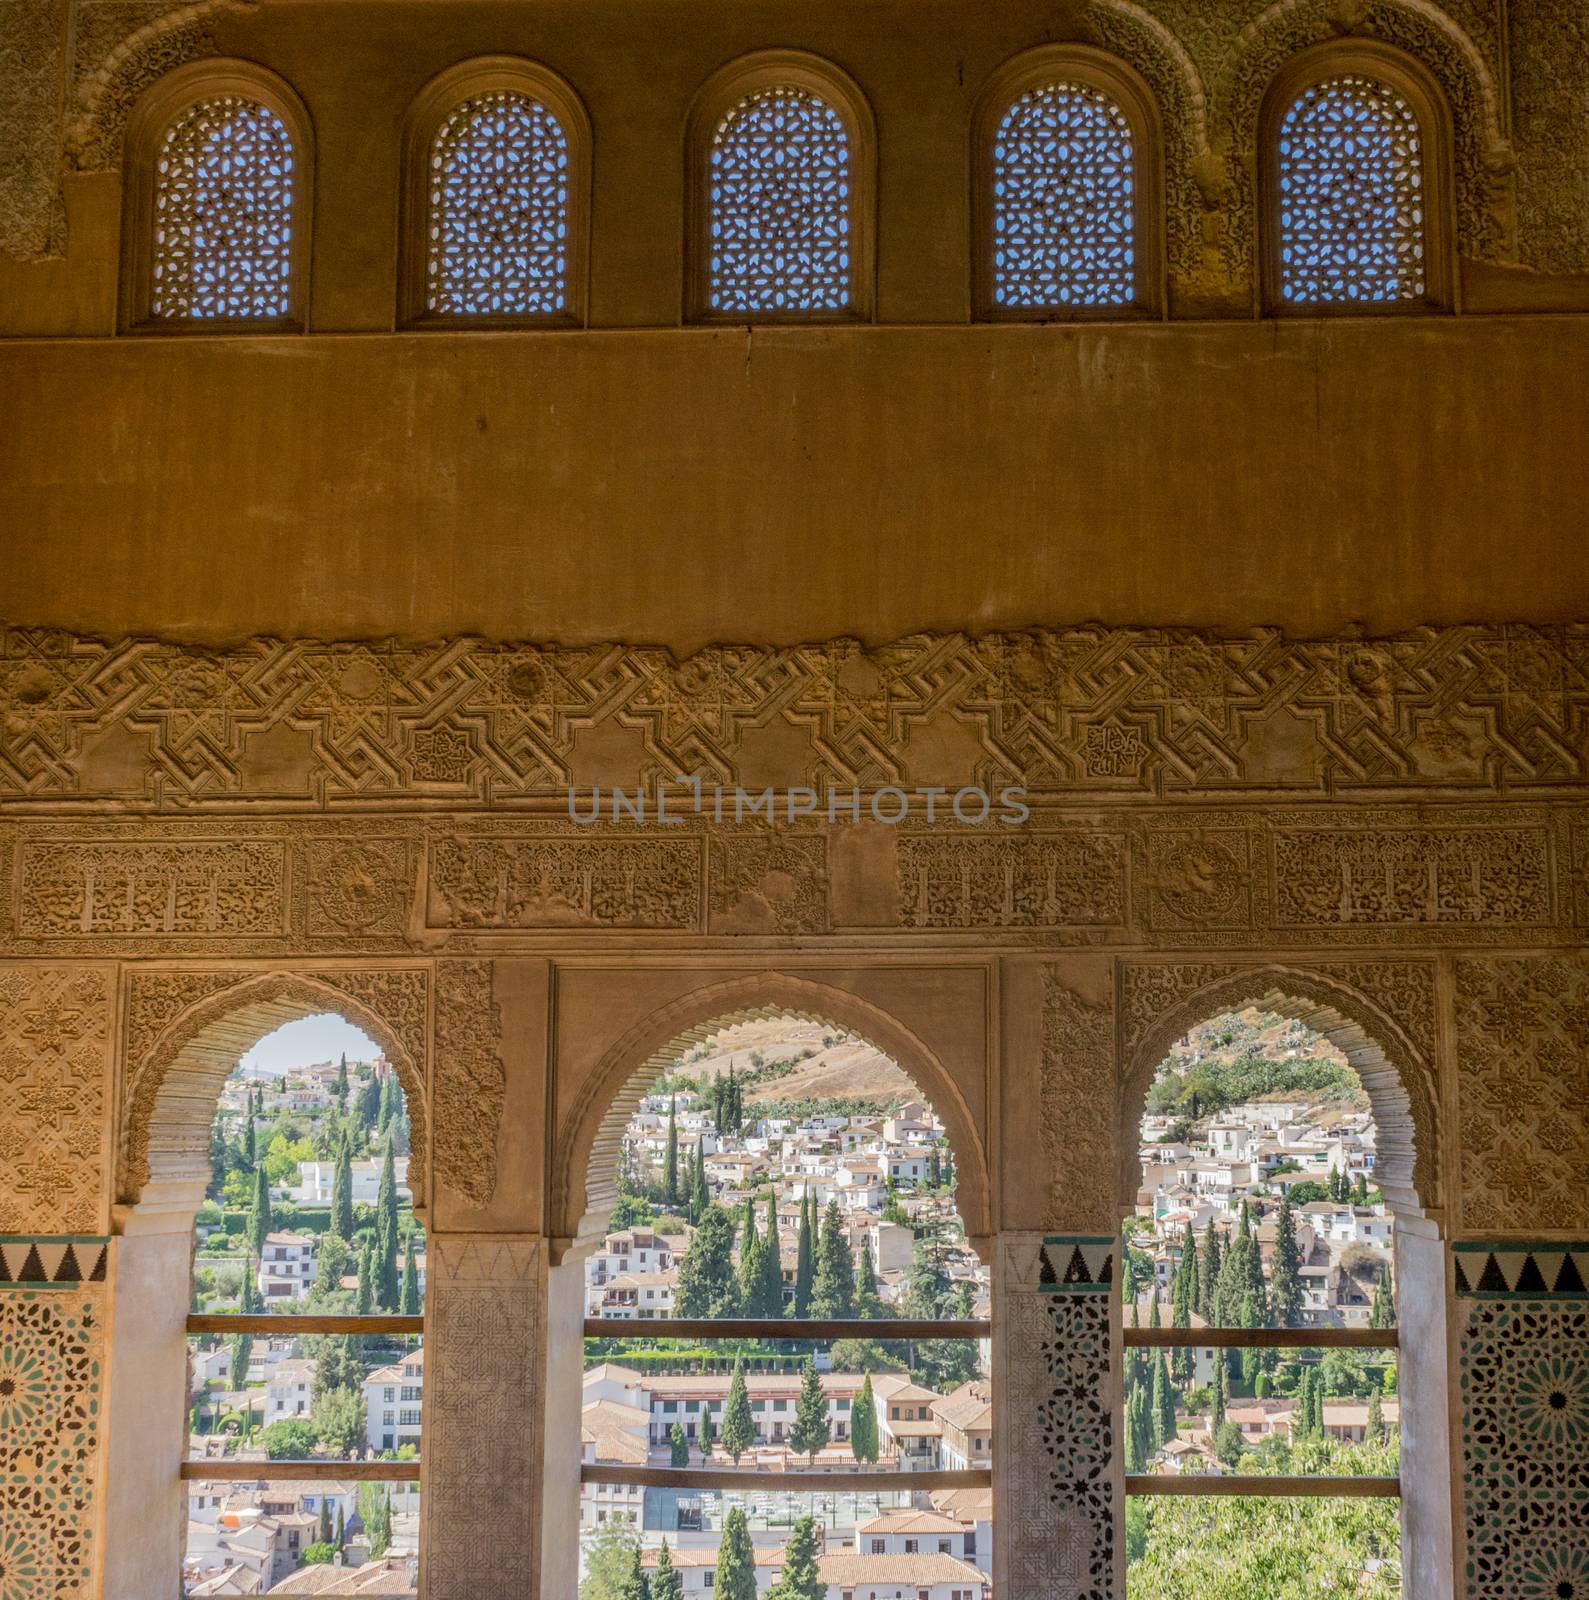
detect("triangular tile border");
top-left (1039, 1236), bottom-right (1115, 1292)
top-left (1454, 1243), bottom-right (1589, 1297)
top-left (0, 1237), bottom-right (108, 1284)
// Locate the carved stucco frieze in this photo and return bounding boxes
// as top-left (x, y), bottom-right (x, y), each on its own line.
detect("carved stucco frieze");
top-left (1041, 970), bottom-right (1120, 1234)
top-left (431, 960), bottom-right (507, 1209)
top-left (0, 966), bottom-right (111, 1234)
top-left (1455, 956), bottom-right (1589, 1234)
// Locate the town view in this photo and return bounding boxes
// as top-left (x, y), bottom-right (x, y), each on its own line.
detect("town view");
top-left (182, 1008), bottom-right (1400, 1597)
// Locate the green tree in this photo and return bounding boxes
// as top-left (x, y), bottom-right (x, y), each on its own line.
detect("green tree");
top-left (375, 1137), bottom-right (400, 1309)
top-left (720, 1355), bottom-right (755, 1463)
top-left (330, 1133), bottom-right (355, 1243)
top-left (376, 1071), bottom-right (398, 1139)
top-left (1210, 1355), bottom-right (1226, 1434)
top-left (247, 1164), bottom-right (272, 1260)
top-left (669, 1421), bottom-right (690, 1467)
top-left (578, 1518), bottom-right (641, 1600)
top-left (301, 1541), bottom-right (336, 1567)
top-left (359, 1483), bottom-right (391, 1557)
top-left (1270, 1196), bottom-right (1305, 1329)
top-left (714, 1507), bottom-right (757, 1600)
top-left (334, 1502), bottom-right (345, 1551)
top-left (1353, 1170), bottom-right (1370, 1206)
top-left (241, 1099), bottom-right (257, 1172)
top-left (1200, 1229), bottom-right (1222, 1326)
top-left (676, 1206), bottom-right (740, 1318)
top-left (793, 1192), bottom-right (815, 1317)
top-left (766, 1514), bottom-right (824, 1600)
top-left (356, 1238), bottom-right (374, 1315)
top-left (927, 1147), bottom-right (941, 1188)
top-left (855, 1240), bottom-right (884, 1318)
top-left (1125, 1381), bottom-right (1150, 1473)
top-left (850, 1372), bottom-right (879, 1462)
top-left (1152, 1351), bottom-right (1177, 1445)
top-left (335, 1053), bottom-right (349, 1109)
top-left (650, 1540), bottom-right (683, 1600)
top-left (353, 1074), bottom-right (380, 1140)
top-left (1366, 1388), bottom-right (1386, 1445)
top-left (736, 1201), bottom-right (764, 1315)
top-left (399, 1232), bottom-right (419, 1316)
top-left (1214, 1419), bottom-right (1246, 1466)
top-left (790, 1357), bottom-right (831, 1463)
top-left (310, 1231), bottom-right (354, 1305)
top-left (1368, 1269), bottom-right (1395, 1330)
top-left (229, 1330), bottom-right (252, 1392)
top-left (759, 1190), bottom-right (784, 1317)
top-left (810, 1200), bottom-right (856, 1319)
top-left (617, 1545), bottom-right (650, 1600)
top-left (687, 1141), bottom-right (709, 1226)
top-left (262, 1418), bottom-right (317, 1459)
top-left (830, 1338), bottom-right (907, 1376)
top-left (663, 1096), bottom-right (679, 1207)
top-left (905, 1229), bottom-right (949, 1321)
top-left (311, 1385), bottom-right (364, 1456)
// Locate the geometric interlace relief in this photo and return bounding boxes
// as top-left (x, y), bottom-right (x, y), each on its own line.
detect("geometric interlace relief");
top-left (1277, 75), bottom-right (1426, 305)
top-left (427, 92), bottom-right (571, 316)
top-left (708, 86), bottom-right (851, 313)
top-left (993, 83), bottom-right (1136, 309)
top-left (151, 97), bottom-right (295, 319)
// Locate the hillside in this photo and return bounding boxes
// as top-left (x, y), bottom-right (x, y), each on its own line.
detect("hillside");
top-left (662, 1015), bottom-right (919, 1108)
top-left (1148, 1008), bottom-right (1368, 1121)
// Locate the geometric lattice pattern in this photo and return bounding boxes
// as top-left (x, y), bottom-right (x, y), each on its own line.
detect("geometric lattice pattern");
top-left (0, 968), bottom-right (108, 1234)
top-left (1277, 75), bottom-right (1426, 305)
top-left (1002, 1236), bottom-right (1115, 1600)
top-left (1460, 1298), bottom-right (1589, 1600)
top-left (0, 1292), bottom-right (103, 1598)
top-left (992, 83), bottom-right (1135, 309)
top-left (4, 626), bottom-right (1589, 807)
top-left (426, 92), bottom-right (570, 316)
top-left (150, 97), bottom-right (294, 319)
top-left (708, 87), bottom-right (851, 313)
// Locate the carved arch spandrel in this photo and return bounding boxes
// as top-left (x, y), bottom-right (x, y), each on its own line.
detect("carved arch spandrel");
top-left (1118, 961), bottom-right (1440, 1218)
top-left (119, 966), bottom-right (430, 1211)
top-left (552, 970), bottom-right (991, 1256)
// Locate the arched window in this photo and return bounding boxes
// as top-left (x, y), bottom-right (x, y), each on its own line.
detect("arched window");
top-left (400, 57), bottom-right (590, 326)
top-left (687, 53), bottom-right (876, 321)
top-left (974, 47), bottom-right (1164, 320)
top-left (1262, 45), bottom-right (1453, 312)
top-left (121, 61), bottom-right (313, 331)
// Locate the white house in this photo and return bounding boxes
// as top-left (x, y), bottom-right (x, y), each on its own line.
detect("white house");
top-left (363, 1348), bottom-right (424, 1453)
top-left (292, 1156), bottom-right (411, 1206)
top-left (264, 1359), bottom-right (315, 1423)
top-left (256, 1232), bottom-right (316, 1304)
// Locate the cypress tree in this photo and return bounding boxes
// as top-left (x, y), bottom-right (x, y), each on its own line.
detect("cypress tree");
top-left (669, 1421), bottom-right (690, 1467)
top-left (1149, 1288), bottom-right (1162, 1329)
top-left (318, 1497), bottom-right (333, 1544)
top-left (334, 1503), bottom-right (345, 1550)
top-left (688, 1141), bottom-right (709, 1226)
top-left (1151, 1352), bottom-right (1176, 1447)
top-left (1366, 1388), bottom-right (1386, 1444)
top-left (855, 1240), bottom-right (883, 1318)
top-left (1369, 1268), bottom-right (1395, 1329)
top-left (229, 1331), bottom-right (251, 1392)
top-left (720, 1356), bottom-right (755, 1463)
top-left (1270, 1195), bottom-right (1305, 1329)
top-left (850, 1373), bottom-right (878, 1463)
top-left (1294, 1368), bottom-right (1316, 1439)
top-left (810, 1200), bottom-right (856, 1319)
top-left (376, 1071), bottom-right (397, 1138)
top-left (356, 1239), bottom-right (373, 1315)
top-left (927, 1147), bottom-right (941, 1188)
top-left (1210, 1354), bottom-right (1226, 1434)
top-left (663, 1096), bottom-right (679, 1207)
top-left (736, 1201), bottom-right (763, 1315)
top-left (790, 1357), bottom-right (831, 1463)
top-left (616, 1544), bottom-right (649, 1600)
top-left (759, 1191), bottom-right (783, 1317)
top-left (793, 1192), bottom-right (815, 1317)
top-left (242, 1098), bottom-right (257, 1171)
top-left (1125, 1383), bottom-right (1149, 1473)
top-left (399, 1232), bottom-right (419, 1315)
top-left (330, 1132), bottom-right (355, 1244)
top-left (676, 1206), bottom-right (739, 1318)
top-left (767, 1514), bottom-right (824, 1600)
top-left (247, 1164), bottom-right (272, 1260)
top-left (714, 1506), bottom-right (757, 1600)
top-left (375, 1138), bottom-right (399, 1309)
top-left (941, 1145), bottom-right (955, 1189)
top-left (1200, 1230), bottom-right (1222, 1326)
top-left (335, 1052), bottom-right (349, 1109)
top-left (651, 1540), bottom-right (683, 1600)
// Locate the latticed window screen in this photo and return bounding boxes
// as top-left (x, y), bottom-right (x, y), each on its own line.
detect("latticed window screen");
top-left (992, 82), bottom-right (1136, 308)
top-left (708, 86), bottom-right (852, 313)
top-left (426, 91), bottom-right (571, 315)
top-left (151, 97), bottom-right (294, 319)
top-left (1277, 75), bottom-right (1426, 304)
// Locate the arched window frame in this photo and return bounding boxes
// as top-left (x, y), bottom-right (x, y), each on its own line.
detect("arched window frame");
top-left (1259, 40), bottom-right (1457, 316)
top-left (972, 45), bottom-right (1166, 322)
top-left (120, 58), bottom-right (314, 335)
top-left (399, 55), bottom-right (592, 329)
top-left (684, 49), bottom-right (877, 324)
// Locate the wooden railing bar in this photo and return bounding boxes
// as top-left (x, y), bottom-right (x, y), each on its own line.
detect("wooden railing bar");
top-left (580, 1464), bottom-right (991, 1491)
top-left (186, 1315), bottom-right (424, 1335)
top-left (1126, 1474), bottom-right (1400, 1499)
top-left (582, 1318), bottom-right (989, 1341)
top-left (1125, 1328), bottom-right (1398, 1350)
top-left (181, 1459), bottom-right (420, 1482)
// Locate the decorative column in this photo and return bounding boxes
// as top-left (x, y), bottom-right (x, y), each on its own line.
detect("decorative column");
top-left (421, 1235), bottom-right (544, 1599)
top-left (996, 1233), bottom-right (1120, 1600)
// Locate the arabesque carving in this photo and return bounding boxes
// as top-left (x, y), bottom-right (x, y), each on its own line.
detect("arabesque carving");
top-left (1455, 956), bottom-right (1589, 1233)
top-left (119, 967), bottom-right (430, 1206)
top-left (0, 966), bottom-right (110, 1233)
top-left (431, 960), bottom-right (507, 1208)
top-left (1040, 972), bottom-right (1119, 1233)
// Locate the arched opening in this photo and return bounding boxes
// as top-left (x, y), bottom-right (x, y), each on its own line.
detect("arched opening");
top-left (106, 974), bottom-right (430, 1600)
top-left (560, 1004), bottom-right (993, 1600)
top-left (1118, 972), bottom-right (1452, 1600)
